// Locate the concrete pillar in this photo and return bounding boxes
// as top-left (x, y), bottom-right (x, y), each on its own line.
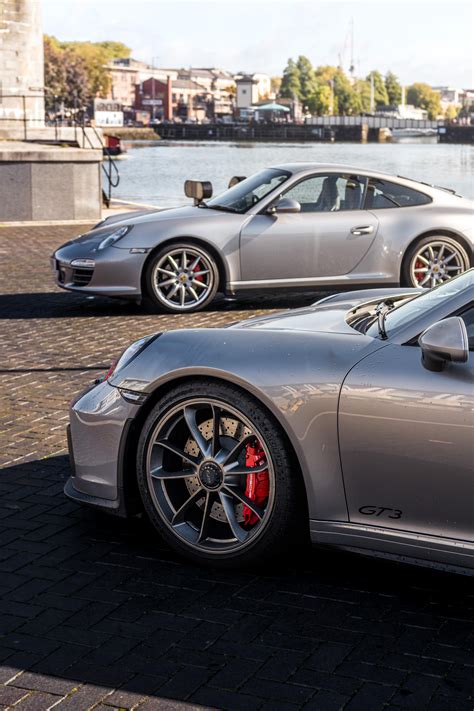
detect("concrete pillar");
top-left (0, 0), bottom-right (45, 130)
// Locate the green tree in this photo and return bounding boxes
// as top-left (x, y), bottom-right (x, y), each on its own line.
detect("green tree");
top-left (280, 58), bottom-right (301, 100)
top-left (333, 69), bottom-right (355, 114)
top-left (366, 70), bottom-right (389, 107)
top-left (306, 84), bottom-right (332, 115)
top-left (385, 70), bottom-right (402, 105)
top-left (444, 104), bottom-right (458, 120)
top-left (271, 76), bottom-right (282, 96)
top-left (61, 42), bottom-right (112, 96)
top-left (407, 83), bottom-right (441, 119)
top-left (44, 36), bottom-right (132, 108)
top-left (44, 35), bottom-right (90, 110)
top-left (353, 79), bottom-right (372, 113)
top-left (314, 65), bottom-right (338, 83)
top-left (96, 41), bottom-right (131, 60)
top-left (296, 55), bottom-right (318, 104)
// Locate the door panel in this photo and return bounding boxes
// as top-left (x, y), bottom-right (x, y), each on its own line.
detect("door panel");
top-left (339, 344), bottom-right (474, 541)
top-left (240, 210), bottom-right (379, 281)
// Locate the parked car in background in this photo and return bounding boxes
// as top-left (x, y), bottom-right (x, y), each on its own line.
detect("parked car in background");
top-left (66, 270), bottom-right (474, 570)
top-left (51, 163), bottom-right (473, 313)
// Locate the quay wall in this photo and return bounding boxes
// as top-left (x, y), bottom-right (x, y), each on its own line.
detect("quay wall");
top-left (438, 125), bottom-right (474, 144)
top-left (155, 123), bottom-right (366, 142)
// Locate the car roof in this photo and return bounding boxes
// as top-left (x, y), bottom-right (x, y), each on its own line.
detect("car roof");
top-left (268, 162), bottom-right (466, 200)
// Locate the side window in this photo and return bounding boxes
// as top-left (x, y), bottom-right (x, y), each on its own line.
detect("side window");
top-left (365, 178), bottom-right (432, 209)
top-left (459, 305), bottom-right (474, 351)
top-left (284, 174), bottom-right (365, 213)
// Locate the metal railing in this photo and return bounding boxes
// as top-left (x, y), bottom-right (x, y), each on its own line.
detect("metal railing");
top-left (74, 117), bottom-right (120, 206)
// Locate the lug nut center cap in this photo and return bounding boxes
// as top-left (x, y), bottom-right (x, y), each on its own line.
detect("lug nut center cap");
top-left (199, 461), bottom-right (223, 490)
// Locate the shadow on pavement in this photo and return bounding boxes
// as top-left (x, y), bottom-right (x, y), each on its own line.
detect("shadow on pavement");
top-left (0, 290), bottom-right (328, 320)
top-left (0, 455), bottom-right (472, 709)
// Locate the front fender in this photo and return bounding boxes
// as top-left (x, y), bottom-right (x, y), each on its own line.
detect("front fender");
top-left (110, 327), bottom-right (382, 522)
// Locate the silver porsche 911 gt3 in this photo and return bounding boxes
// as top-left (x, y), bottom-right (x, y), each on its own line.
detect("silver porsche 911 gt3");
top-left (52, 163), bottom-right (473, 313)
top-left (66, 270), bottom-right (474, 571)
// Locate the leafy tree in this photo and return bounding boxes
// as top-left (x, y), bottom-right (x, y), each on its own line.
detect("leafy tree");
top-left (296, 55), bottom-right (318, 103)
top-left (385, 70), bottom-right (402, 105)
top-left (444, 105), bottom-right (458, 120)
top-left (44, 36), bottom-right (132, 109)
top-left (314, 65), bottom-right (338, 83)
top-left (407, 83), bottom-right (441, 119)
top-left (333, 69), bottom-right (355, 114)
top-left (306, 84), bottom-right (332, 115)
top-left (96, 41), bottom-right (131, 60)
top-left (353, 79), bottom-right (372, 113)
top-left (271, 76), bottom-right (282, 95)
top-left (280, 58), bottom-right (301, 100)
top-left (44, 35), bottom-right (89, 110)
top-left (61, 42), bottom-right (112, 97)
top-left (366, 70), bottom-right (388, 107)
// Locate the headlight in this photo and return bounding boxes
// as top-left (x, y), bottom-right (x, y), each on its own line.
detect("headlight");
top-left (97, 225), bottom-right (132, 250)
top-left (71, 258), bottom-right (95, 268)
top-left (104, 333), bottom-right (160, 381)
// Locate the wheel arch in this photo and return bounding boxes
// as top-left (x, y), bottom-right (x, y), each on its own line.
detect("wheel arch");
top-left (140, 236), bottom-right (229, 296)
top-left (401, 228), bottom-right (474, 282)
top-left (119, 373), bottom-right (310, 521)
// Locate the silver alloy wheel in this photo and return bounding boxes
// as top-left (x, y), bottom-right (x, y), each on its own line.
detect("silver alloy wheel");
top-left (152, 247), bottom-right (214, 310)
top-left (145, 398), bottom-right (275, 555)
top-left (410, 241), bottom-right (467, 288)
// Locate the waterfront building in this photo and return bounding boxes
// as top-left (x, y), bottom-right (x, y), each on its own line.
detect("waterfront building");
top-left (107, 58), bottom-right (178, 111)
top-left (177, 67), bottom-right (235, 93)
top-left (235, 73), bottom-right (272, 109)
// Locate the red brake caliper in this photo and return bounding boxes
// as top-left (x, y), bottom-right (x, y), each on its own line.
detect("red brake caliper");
top-left (193, 261), bottom-right (203, 282)
top-left (415, 259), bottom-right (425, 284)
top-left (243, 440), bottom-right (269, 526)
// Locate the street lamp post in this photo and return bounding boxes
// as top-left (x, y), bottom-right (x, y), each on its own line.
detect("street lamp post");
top-left (151, 55), bottom-right (160, 123)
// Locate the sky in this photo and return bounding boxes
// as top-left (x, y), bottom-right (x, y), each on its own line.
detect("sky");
top-left (41, 0), bottom-right (473, 87)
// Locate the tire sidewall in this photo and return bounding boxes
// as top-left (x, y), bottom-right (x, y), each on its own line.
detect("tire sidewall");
top-left (136, 381), bottom-right (304, 566)
top-left (145, 242), bottom-right (219, 313)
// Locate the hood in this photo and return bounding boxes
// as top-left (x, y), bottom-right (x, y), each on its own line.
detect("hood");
top-left (232, 303), bottom-right (359, 336)
top-left (98, 205), bottom-right (223, 227)
top-left (55, 205), bottom-right (224, 259)
top-left (231, 288), bottom-right (419, 336)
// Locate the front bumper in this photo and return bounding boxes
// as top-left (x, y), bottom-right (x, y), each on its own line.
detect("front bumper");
top-left (64, 380), bottom-right (140, 515)
top-left (51, 246), bottom-right (147, 298)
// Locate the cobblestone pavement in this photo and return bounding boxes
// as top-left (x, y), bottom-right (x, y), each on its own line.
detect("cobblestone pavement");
top-left (0, 224), bottom-right (473, 711)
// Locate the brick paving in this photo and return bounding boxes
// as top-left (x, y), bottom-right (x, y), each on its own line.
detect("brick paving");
top-left (0, 223), bottom-right (473, 711)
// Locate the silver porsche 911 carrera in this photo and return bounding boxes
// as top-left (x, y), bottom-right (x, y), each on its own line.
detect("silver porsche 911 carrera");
top-left (52, 163), bottom-right (473, 313)
top-left (66, 270), bottom-right (474, 571)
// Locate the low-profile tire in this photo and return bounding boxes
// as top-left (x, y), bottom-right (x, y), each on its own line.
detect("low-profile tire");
top-left (401, 235), bottom-right (471, 289)
top-left (136, 381), bottom-right (306, 567)
top-left (144, 242), bottom-right (219, 313)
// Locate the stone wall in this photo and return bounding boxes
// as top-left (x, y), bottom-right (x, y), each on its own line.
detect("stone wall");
top-left (0, 143), bottom-right (102, 222)
top-left (0, 0), bottom-right (45, 129)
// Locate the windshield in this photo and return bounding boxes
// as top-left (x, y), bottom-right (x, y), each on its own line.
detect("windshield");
top-left (366, 270), bottom-right (474, 338)
top-left (206, 168), bottom-right (291, 214)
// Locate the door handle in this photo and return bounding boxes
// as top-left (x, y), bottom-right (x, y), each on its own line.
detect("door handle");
top-left (351, 225), bottom-right (374, 235)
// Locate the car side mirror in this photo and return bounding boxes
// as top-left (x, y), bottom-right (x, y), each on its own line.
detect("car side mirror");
top-left (419, 316), bottom-right (469, 372)
top-left (184, 180), bottom-right (213, 205)
top-left (269, 197), bottom-right (301, 215)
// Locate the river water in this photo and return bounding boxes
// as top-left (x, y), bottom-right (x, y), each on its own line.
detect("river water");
top-left (114, 138), bottom-right (474, 207)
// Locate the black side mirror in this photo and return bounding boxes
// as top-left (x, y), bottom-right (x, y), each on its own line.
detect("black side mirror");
top-left (419, 316), bottom-right (469, 372)
top-left (184, 180), bottom-right (213, 205)
top-left (228, 176), bottom-right (246, 188)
